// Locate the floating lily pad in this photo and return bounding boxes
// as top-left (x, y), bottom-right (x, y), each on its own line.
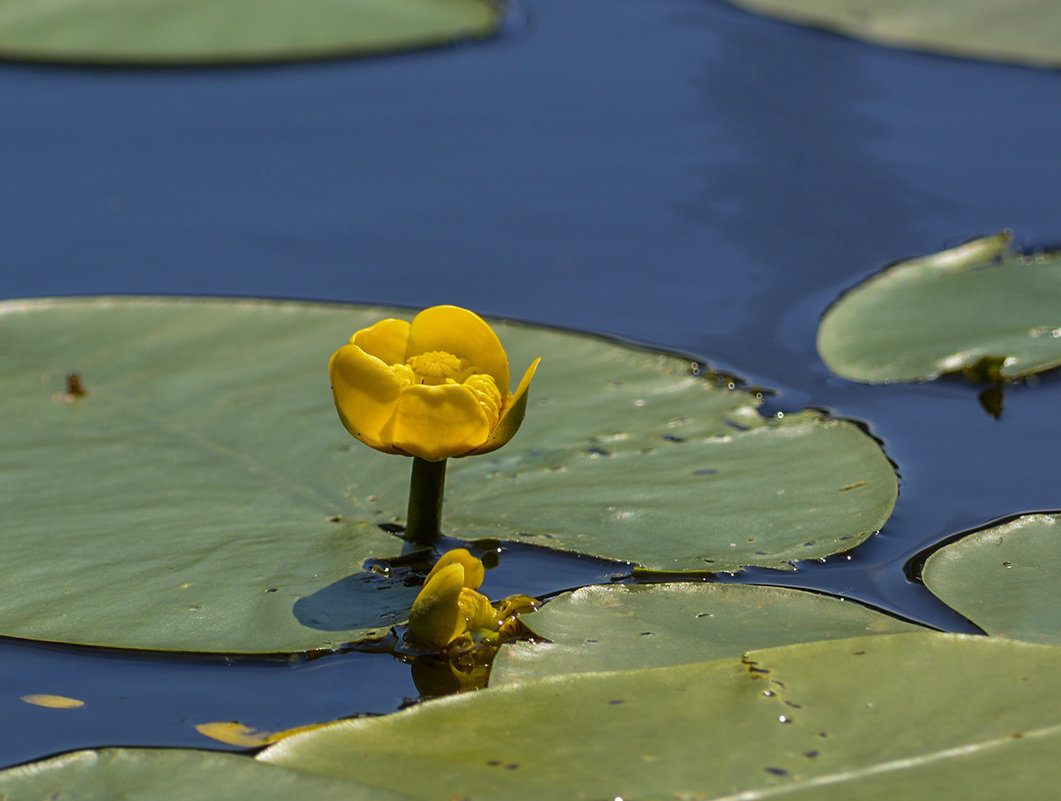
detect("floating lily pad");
top-left (817, 233), bottom-right (1061, 384)
top-left (490, 582), bottom-right (925, 686)
top-left (922, 513), bottom-right (1061, 644)
top-left (0, 748), bottom-right (413, 801)
top-left (0, 0), bottom-right (498, 65)
top-left (720, 0), bottom-right (1061, 68)
top-left (260, 633), bottom-right (1061, 800)
top-left (0, 296), bottom-right (894, 653)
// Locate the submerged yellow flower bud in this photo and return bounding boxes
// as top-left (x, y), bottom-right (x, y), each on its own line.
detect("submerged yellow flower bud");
top-left (408, 549), bottom-right (501, 652)
top-left (329, 305), bottom-right (539, 462)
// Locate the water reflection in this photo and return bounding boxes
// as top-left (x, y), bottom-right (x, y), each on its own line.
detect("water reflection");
top-left (685, 6), bottom-right (937, 364)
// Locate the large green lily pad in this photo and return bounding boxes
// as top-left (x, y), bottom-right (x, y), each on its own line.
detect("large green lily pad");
top-left (0, 296), bottom-right (895, 653)
top-left (0, 0), bottom-right (498, 65)
top-left (0, 748), bottom-right (414, 801)
top-left (490, 582), bottom-right (925, 685)
top-left (261, 633), bottom-right (1061, 800)
top-left (817, 233), bottom-right (1061, 384)
top-left (721, 0), bottom-right (1061, 68)
top-left (922, 513), bottom-right (1061, 644)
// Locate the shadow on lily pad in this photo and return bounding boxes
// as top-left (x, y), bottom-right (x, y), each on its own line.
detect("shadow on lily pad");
top-left (294, 571), bottom-right (420, 632)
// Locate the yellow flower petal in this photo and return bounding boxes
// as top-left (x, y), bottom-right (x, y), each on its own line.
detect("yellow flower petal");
top-left (472, 357), bottom-right (541, 456)
top-left (458, 587), bottom-right (501, 632)
top-left (425, 548), bottom-right (485, 590)
top-left (408, 563), bottom-right (467, 650)
top-left (328, 344), bottom-right (403, 453)
top-left (350, 318), bottom-right (410, 366)
top-left (20, 694), bottom-right (84, 709)
top-left (388, 383), bottom-right (491, 461)
top-left (195, 721), bottom-right (276, 747)
top-left (406, 306), bottom-right (510, 393)
top-left (195, 720), bottom-right (329, 747)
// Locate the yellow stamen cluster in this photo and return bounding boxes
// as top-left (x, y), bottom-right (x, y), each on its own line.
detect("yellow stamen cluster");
top-left (464, 373), bottom-right (502, 429)
top-left (406, 350), bottom-right (471, 384)
top-left (391, 350), bottom-right (502, 429)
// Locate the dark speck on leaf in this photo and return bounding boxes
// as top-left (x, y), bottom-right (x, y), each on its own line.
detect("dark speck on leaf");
top-left (852, 651), bottom-right (866, 656)
top-left (804, 750), bottom-right (819, 758)
top-left (695, 612), bottom-right (712, 618)
top-left (265, 588), bottom-right (278, 593)
top-left (504, 764), bottom-right (519, 770)
top-left (327, 515), bottom-right (344, 523)
top-left (662, 434), bottom-right (686, 443)
top-left (784, 700), bottom-right (802, 709)
top-left (585, 639), bottom-right (599, 643)
top-left (65, 373), bottom-right (87, 397)
top-left (586, 447), bottom-right (611, 457)
top-left (609, 699), bottom-right (624, 705)
top-left (639, 631), bottom-right (653, 636)
top-left (764, 767), bottom-right (789, 777)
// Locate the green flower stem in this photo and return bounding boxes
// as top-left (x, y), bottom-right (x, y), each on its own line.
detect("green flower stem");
top-left (405, 457), bottom-right (447, 544)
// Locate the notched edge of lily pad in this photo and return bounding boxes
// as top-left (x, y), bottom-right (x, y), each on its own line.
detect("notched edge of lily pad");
top-left (906, 508), bottom-right (1061, 588)
top-left (817, 231), bottom-right (1061, 388)
top-left (901, 510), bottom-right (1061, 637)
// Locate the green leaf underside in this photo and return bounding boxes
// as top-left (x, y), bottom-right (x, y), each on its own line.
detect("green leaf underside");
top-left (0, 748), bottom-right (415, 801)
top-left (260, 633), bottom-right (1061, 800)
top-left (490, 582), bottom-right (925, 685)
top-left (817, 233), bottom-right (1061, 384)
top-left (0, 296), bottom-right (895, 653)
top-left (0, 0), bottom-right (498, 65)
top-left (922, 513), bottom-right (1061, 645)
top-left (720, 0), bottom-right (1061, 68)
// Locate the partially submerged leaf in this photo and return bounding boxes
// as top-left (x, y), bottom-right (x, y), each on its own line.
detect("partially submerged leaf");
top-left (490, 582), bottom-right (925, 685)
top-left (818, 233), bottom-right (1061, 384)
top-left (195, 722), bottom-right (283, 748)
top-left (195, 719), bottom-right (332, 748)
top-left (260, 633), bottom-right (1061, 801)
top-left (0, 0), bottom-right (499, 65)
top-left (0, 748), bottom-right (414, 801)
top-left (0, 297), bottom-right (895, 652)
top-left (19, 694), bottom-right (84, 709)
top-left (719, 0), bottom-right (1061, 68)
top-left (922, 513), bottom-right (1061, 644)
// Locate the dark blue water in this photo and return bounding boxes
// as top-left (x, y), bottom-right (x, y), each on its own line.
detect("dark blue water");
top-left (3, 0), bottom-right (1060, 767)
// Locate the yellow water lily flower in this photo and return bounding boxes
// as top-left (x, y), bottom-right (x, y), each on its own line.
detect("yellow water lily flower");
top-left (407, 549), bottom-right (501, 652)
top-left (329, 305), bottom-right (540, 462)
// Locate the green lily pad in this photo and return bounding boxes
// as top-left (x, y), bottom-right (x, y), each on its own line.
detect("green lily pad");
top-left (0, 296), bottom-right (894, 653)
top-left (817, 233), bottom-right (1061, 384)
top-left (0, 748), bottom-right (414, 801)
top-left (490, 582), bottom-right (925, 686)
top-left (260, 632), bottom-right (1061, 800)
top-left (0, 0), bottom-right (498, 65)
top-left (922, 513), bottom-right (1061, 644)
top-left (720, 0), bottom-right (1061, 68)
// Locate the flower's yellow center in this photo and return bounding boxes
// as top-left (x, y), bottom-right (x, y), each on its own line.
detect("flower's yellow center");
top-left (406, 351), bottom-right (469, 383)
top-left (392, 350), bottom-right (503, 430)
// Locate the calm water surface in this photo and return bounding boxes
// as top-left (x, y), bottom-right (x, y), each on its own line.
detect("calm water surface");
top-left (2, 0), bottom-right (1060, 768)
